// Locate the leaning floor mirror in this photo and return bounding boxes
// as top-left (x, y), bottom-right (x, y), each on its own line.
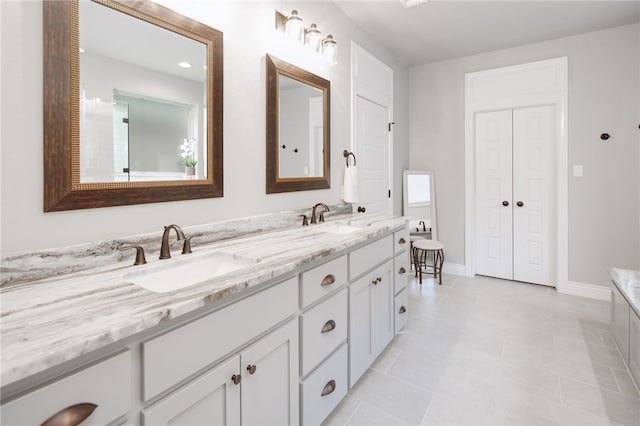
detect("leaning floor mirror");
top-left (402, 170), bottom-right (437, 241)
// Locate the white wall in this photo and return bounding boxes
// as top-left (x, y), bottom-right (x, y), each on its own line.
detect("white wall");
top-left (410, 24), bottom-right (640, 287)
top-left (0, 0), bottom-right (409, 255)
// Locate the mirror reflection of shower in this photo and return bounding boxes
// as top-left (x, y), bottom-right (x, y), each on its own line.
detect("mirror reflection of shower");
top-left (403, 170), bottom-right (437, 241)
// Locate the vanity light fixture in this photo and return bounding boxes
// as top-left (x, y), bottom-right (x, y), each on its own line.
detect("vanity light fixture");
top-left (322, 35), bottom-right (337, 66)
top-left (305, 23), bottom-right (322, 53)
top-left (285, 9), bottom-right (304, 43)
top-left (275, 10), bottom-right (338, 65)
top-left (178, 61), bottom-right (192, 68)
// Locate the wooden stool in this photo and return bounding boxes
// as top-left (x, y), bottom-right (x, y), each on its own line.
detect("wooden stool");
top-left (412, 239), bottom-right (445, 285)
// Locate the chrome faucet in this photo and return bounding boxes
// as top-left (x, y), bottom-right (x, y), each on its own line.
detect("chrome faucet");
top-left (159, 224), bottom-right (186, 259)
top-left (311, 203), bottom-right (330, 224)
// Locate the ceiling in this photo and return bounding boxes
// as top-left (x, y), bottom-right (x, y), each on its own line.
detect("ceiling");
top-left (333, 1), bottom-right (640, 66)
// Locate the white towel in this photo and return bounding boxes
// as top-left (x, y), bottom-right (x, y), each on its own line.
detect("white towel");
top-left (343, 165), bottom-right (359, 203)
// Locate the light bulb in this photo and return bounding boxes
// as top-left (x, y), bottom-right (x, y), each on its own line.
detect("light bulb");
top-left (322, 34), bottom-right (337, 66)
top-left (285, 10), bottom-right (304, 43)
top-left (305, 23), bottom-right (322, 53)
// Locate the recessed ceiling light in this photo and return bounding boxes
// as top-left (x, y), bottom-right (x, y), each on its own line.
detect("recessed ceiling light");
top-left (178, 62), bottom-right (192, 68)
top-left (400, 0), bottom-right (429, 8)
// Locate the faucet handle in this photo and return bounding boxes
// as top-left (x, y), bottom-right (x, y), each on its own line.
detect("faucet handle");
top-left (182, 236), bottom-right (194, 254)
top-left (298, 214), bottom-right (309, 226)
top-left (119, 245), bottom-right (147, 265)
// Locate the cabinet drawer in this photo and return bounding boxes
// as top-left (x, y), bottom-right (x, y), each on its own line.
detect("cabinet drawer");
top-left (2, 351), bottom-right (131, 426)
top-left (395, 288), bottom-right (409, 334)
top-left (394, 252), bottom-right (410, 295)
top-left (611, 284), bottom-right (630, 363)
top-left (301, 255), bottom-right (347, 308)
top-left (300, 289), bottom-right (347, 377)
top-left (143, 277), bottom-right (298, 401)
top-left (301, 344), bottom-right (348, 426)
top-left (350, 235), bottom-right (393, 280)
top-left (630, 310), bottom-right (640, 387)
top-left (394, 228), bottom-right (410, 253)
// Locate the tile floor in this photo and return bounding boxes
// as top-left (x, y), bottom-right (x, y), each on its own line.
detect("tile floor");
top-left (323, 274), bottom-right (640, 426)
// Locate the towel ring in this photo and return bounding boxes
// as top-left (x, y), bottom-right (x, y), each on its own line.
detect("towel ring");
top-left (343, 150), bottom-right (357, 167)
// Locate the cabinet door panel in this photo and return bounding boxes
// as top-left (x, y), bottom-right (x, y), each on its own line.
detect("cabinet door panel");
top-left (349, 273), bottom-right (374, 387)
top-left (143, 355), bottom-right (240, 426)
top-left (241, 319), bottom-right (299, 426)
top-left (394, 253), bottom-right (410, 295)
top-left (373, 261), bottom-right (394, 357)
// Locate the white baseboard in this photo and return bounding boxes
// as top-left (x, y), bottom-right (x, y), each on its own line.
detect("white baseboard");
top-left (557, 280), bottom-right (611, 302)
top-left (443, 262), bottom-right (467, 276)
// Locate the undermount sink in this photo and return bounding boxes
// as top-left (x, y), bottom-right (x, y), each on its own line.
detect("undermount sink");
top-left (318, 223), bottom-right (362, 235)
top-left (123, 252), bottom-right (258, 293)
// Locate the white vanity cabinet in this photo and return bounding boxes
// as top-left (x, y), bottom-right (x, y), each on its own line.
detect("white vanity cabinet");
top-left (1, 351), bottom-right (131, 426)
top-left (393, 229), bottom-right (411, 333)
top-left (629, 310), bottom-right (640, 387)
top-left (611, 283), bottom-right (630, 363)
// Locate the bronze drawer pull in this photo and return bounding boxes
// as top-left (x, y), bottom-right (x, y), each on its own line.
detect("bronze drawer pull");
top-left (398, 237), bottom-right (406, 244)
top-left (231, 374), bottom-right (241, 385)
top-left (321, 274), bottom-right (336, 286)
top-left (321, 319), bottom-right (336, 333)
top-left (41, 403), bottom-right (97, 426)
top-left (321, 379), bottom-right (336, 397)
top-left (399, 305), bottom-right (407, 314)
top-left (398, 267), bottom-right (406, 275)
top-left (247, 364), bottom-right (257, 375)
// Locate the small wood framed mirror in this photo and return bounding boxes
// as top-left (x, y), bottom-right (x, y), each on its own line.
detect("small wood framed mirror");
top-left (266, 55), bottom-right (330, 193)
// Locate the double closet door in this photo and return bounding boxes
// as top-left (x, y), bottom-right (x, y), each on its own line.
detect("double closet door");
top-left (475, 105), bottom-right (556, 286)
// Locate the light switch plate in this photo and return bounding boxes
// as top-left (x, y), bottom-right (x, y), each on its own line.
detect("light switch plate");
top-left (573, 165), bottom-right (583, 177)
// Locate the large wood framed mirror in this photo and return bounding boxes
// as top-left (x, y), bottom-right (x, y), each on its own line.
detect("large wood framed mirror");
top-left (44, 0), bottom-right (223, 211)
top-left (266, 55), bottom-right (330, 193)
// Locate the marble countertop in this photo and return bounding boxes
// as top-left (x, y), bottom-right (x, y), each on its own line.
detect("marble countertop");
top-left (1, 214), bottom-right (407, 386)
top-left (609, 268), bottom-right (640, 317)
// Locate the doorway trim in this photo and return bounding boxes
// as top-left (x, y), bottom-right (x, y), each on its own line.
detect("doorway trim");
top-left (464, 57), bottom-right (568, 292)
top-left (350, 42), bottom-right (393, 214)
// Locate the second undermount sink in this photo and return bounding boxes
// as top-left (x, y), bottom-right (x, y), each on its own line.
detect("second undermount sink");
top-left (123, 252), bottom-right (258, 293)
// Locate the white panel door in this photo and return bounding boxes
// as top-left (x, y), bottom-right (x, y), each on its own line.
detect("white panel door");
top-left (475, 110), bottom-right (513, 280)
top-left (513, 105), bottom-right (555, 285)
top-left (355, 95), bottom-right (390, 214)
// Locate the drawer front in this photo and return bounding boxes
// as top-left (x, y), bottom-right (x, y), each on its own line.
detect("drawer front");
top-left (301, 255), bottom-right (348, 308)
top-left (629, 310), bottom-right (640, 387)
top-left (395, 288), bottom-right (409, 334)
top-left (301, 289), bottom-right (348, 377)
top-left (2, 351), bottom-right (131, 426)
top-left (143, 277), bottom-right (298, 401)
top-left (301, 344), bottom-right (348, 426)
top-left (394, 228), bottom-right (410, 253)
top-left (350, 235), bottom-right (393, 280)
top-left (611, 284), bottom-right (630, 362)
top-left (394, 253), bottom-right (410, 295)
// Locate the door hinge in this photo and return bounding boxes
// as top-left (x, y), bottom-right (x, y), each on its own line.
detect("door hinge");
top-left (388, 189), bottom-right (391, 198)
top-left (388, 122), bottom-right (395, 132)
top-left (122, 117), bottom-right (129, 124)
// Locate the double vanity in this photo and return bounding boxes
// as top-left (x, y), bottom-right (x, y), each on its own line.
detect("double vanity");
top-left (609, 268), bottom-right (640, 388)
top-left (1, 213), bottom-right (410, 425)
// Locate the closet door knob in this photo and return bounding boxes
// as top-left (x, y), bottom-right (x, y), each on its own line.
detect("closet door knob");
top-left (502, 201), bottom-right (509, 207)
top-left (516, 201), bottom-right (524, 207)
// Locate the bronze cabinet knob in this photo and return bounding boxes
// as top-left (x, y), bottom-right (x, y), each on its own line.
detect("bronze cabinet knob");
top-left (398, 237), bottom-right (406, 244)
top-left (516, 201), bottom-right (524, 207)
top-left (321, 320), bottom-right (336, 334)
top-left (399, 305), bottom-right (407, 314)
top-left (398, 267), bottom-right (406, 275)
top-left (321, 380), bottom-right (336, 397)
top-left (321, 274), bottom-right (336, 287)
top-left (231, 374), bottom-right (241, 385)
top-left (247, 364), bottom-right (257, 375)
top-left (502, 201), bottom-right (509, 207)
